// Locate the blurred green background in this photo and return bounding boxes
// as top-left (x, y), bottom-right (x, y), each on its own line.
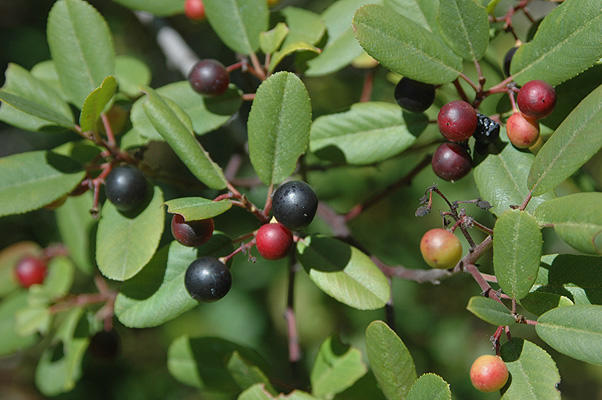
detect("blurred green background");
top-left (1, 0), bottom-right (601, 399)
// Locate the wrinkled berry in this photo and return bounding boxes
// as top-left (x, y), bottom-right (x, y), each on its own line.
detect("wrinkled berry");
top-left (474, 113), bottom-right (500, 144)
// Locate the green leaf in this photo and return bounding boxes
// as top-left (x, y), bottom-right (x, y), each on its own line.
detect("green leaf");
top-left (268, 42), bottom-right (321, 73)
top-left (35, 308), bottom-right (90, 396)
top-left (135, 96), bottom-right (193, 141)
top-left (281, 7), bottom-right (326, 48)
top-left (437, 0), bottom-right (489, 61)
top-left (142, 87), bottom-right (227, 189)
top-left (406, 374), bottom-right (451, 400)
top-left (306, 0), bottom-right (381, 76)
top-left (0, 63), bottom-right (73, 131)
top-left (384, 0), bottom-right (440, 33)
top-left (31, 256), bottom-right (75, 302)
top-left (16, 305), bottom-right (51, 336)
top-left (0, 293), bottom-right (38, 356)
top-left (520, 291), bottom-right (573, 316)
top-left (473, 137), bottom-right (553, 216)
top-left (536, 305), bottom-right (602, 365)
top-left (365, 320), bottom-right (417, 400)
top-left (239, 384), bottom-right (319, 400)
top-left (113, 0), bottom-right (185, 16)
top-left (510, 0), bottom-right (602, 86)
top-left (296, 235), bottom-right (389, 310)
top-left (0, 151), bottom-right (85, 218)
top-left (534, 193), bottom-right (602, 255)
top-left (493, 210), bottom-right (542, 300)
top-left (47, 0), bottom-right (115, 107)
top-left (115, 56), bottom-right (151, 97)
top-left (165, 197), bottom-right (233, 220)
top-left (56, 192), bottom-right (96, 274)
top-left (466, 296), bottom-right (516, 326)
top-left (228, 351), bottom-right (276, 394)
top-left (96, 185), bottom-right (165, 281)
top-left (353, 4), bottom-right (462, 84)
top-left (0, 241), bottom-right (42, 297)
top-left (248, 72), bottom-right (312, 185)
top-left (310, 102), bottom-right (423, 165)
top-left (114, 234), bottom-right (232, 328)
top-left (132, 81), bottom-right (241, 138)
top-left (30, 60), bottom-right (68, 101)
top-left (0, 90), bottom-right (74, 130)
top-left (80, 75), bottom-right (117, 133)
top-left (203, 0), bottom-right (268, 54)
top-left (167, 335), bottom-right (267, 392)
top-left (528, 85), bottom-right (602, 196)
top-left (311, 336), bottom-right (367, 398)
top-left (500, 339), bottom-right (560, 399)
top-left (260, 23), bottom-right (289, 54)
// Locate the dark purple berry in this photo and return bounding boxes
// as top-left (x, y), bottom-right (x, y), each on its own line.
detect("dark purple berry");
top-left (104, 166), bottom-right (148, 212)
top-left (272, 181), bottom-right (318, 230)
top-left (185, 257), bottom-right (231, 302)
top-left (437, 101), bottom-right (478, 142)
top-left (474, 113), bottom-right (500, 144)
top-left (188, 59), bottom-right (230, 96)
top-left (432, 142), bottom-right (472, 182)
top-left (517, 80), bottom-right (556, 119)
top-left (171, 214), bottom-right (214, 247)
top-left (88, 330), bottom-right (120, 360)
top-left (394, 78), bottom-right (435, 113)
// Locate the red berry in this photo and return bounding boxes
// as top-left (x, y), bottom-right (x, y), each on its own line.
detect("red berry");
top-left (188, 59), bottom-right (230, 96)
top-left (470, 355), bottom-right (509, 392)
top-left (420, 228), bottom-right (462, 269)
top-left (517, 80), bottom-right (556, 119)
top-left (185, 0), bottom-right (205, 21)
top-left (256, 223), bottom-right (293, 260)
top-left (15, 256), bottom-right (47, 288)
top-left (432, 142), bottom-right (472, 182)
top-left (171, 214), bottom-right (214, 247)
top-left (506, 112), bottom-right (540, 149)
top-left (437, 100), bottom-right (478, 142)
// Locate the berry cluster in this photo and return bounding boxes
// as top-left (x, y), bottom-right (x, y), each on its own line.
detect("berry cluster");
top-left (507, 80), bottom-right (556, 149)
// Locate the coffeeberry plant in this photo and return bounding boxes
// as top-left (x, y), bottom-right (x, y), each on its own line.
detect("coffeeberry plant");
top-left (0, 0), bottom-right (600, 399)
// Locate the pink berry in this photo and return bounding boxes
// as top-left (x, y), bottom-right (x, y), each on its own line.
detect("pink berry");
top-left (506, 112), bottom-right (540, 149)
top-left (470, 355), bottom-right (509, 393)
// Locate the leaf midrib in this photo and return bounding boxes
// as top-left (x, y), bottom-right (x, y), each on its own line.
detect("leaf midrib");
top-left (64, 0), bottom-right (97, 93)
top-left (356, 19), bottom-right (460, 76)
top-left (513, 12), bottom-right (602, 81)
top-left (531, 97), bottom-right (602, 193)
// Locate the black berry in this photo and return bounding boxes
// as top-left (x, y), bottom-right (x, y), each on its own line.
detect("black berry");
top-left (503, 47), bottom-right (518, 77)
top-left (185, 257), bottom-right (231, 302)
top-left (88, 330), bottom-right (120, 360)
top-left (473, 113), bottom-right (500, 144)
top-left (188, 59), bottom-right (230, 96)
top-left (394, 78), bottom-right (435, 113)
top-left (432, 142), bottom-right (472, 182)
top-left (437, 101), bottom-right (478, 142)
top-left (104, 166), bottom-right (148, 212)
top-left (272, 181), bottom-right (318, 230)
top-left (171, 214), bottom-right (214, 247)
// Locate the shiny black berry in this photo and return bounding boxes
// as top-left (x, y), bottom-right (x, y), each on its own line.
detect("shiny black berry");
top-left (188, 59), bottom-right (229, 96)
top-left (272, 181), bottom-right (318, 230)
top-left (104, 166), bottom-right (148, 212)
top-left (184, 257), bottom-right (231, 302)
top-left (474, 113), bottom-right (500, 144)
top-left (432, 142), bottom-right (472, 182)
top-left (503, 47), bottom-right (518, 77)
top-left (394, 78), bottom-right (435, 113)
